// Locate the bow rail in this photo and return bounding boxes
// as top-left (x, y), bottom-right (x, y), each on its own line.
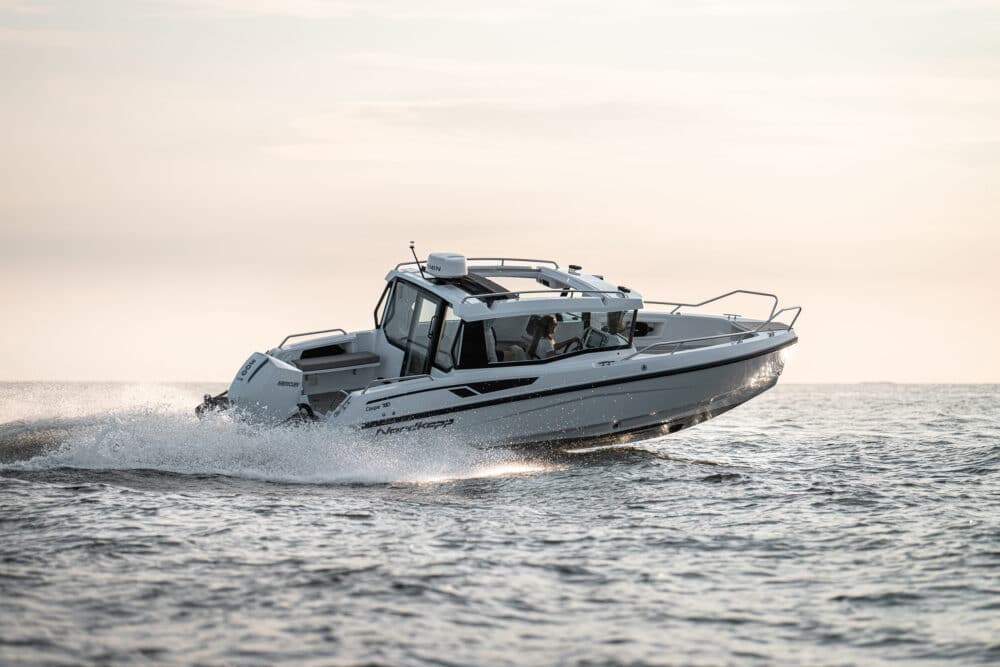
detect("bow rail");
top-left (626, 305), bottom-right (801, 359)
top-left (643, 290), bottom-right (780, 320)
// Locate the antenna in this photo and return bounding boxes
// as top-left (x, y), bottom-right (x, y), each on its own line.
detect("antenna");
top-left (409, 241), bottom-right (427, 279)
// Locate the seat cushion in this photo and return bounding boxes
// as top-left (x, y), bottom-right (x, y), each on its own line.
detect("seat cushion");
top-left (294, 351), bottom-right (380, 372)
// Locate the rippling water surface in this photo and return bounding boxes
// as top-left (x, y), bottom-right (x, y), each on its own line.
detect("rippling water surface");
top-left (1, 383), bottom-right (998, 666)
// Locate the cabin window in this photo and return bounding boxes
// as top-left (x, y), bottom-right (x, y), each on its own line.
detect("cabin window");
top-left (457, 320), bottom-right (489, 369)
top-left (485, 310), bottom-right (636, 364)
top-left (382, 280), bottom-right (419, 349)
top-left (373, 281), bottom-right (393, 328)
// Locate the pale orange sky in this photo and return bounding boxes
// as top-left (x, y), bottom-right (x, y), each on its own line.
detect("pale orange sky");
top-left (1, 0), bottom-right (998, 382)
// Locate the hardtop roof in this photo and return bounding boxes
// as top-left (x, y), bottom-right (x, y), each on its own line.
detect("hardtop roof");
top-left (383, 261), bottom-right (644, 321)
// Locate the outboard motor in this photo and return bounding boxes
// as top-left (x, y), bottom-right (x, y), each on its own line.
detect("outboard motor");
top-left (225, 352), bottom-right (307, 423)
top-left (195, 391), bottom-right (230, 418)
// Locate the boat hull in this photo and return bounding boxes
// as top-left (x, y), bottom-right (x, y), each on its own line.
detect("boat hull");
top-left (343, 334), bottom-right (793, 448)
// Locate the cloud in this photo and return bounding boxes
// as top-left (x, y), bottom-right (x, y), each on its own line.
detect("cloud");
top-left (0, 25), bottom-right (88, 46)
top-left (347, 51), bottom-right (1000, 109)
top-left (147, 0), bottom-right (557, 22)
top-left (147, 0), bottom-right (359, 19)
top-left (0, 0), bottom-right (48, 14)
top-left (260, 48), bottom-right (1000, 165)
top-left (144, 0), bottom-right (1000, 21)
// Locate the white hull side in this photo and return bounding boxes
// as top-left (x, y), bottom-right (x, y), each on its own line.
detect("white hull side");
top-left (339, 334), bottom-right (793, 448)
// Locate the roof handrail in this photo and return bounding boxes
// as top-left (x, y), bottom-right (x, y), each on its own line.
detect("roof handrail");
top-left (644, 290), bottom-right (779, 320)
top-left (394, 256), bottom-right (560, 271)
top-left (278, 328), bottom-right (348, 349)
top-left (466, 257), bottom-right (560, 269)
top-left (460, 289), bottom-right (628, 305)
top-left (625, 305), bottom-right (801, 359)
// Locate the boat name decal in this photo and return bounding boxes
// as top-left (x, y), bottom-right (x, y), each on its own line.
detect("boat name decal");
top-left (375, 418), bottom-right (454, 436)
top-left (276, 380), bottom-right (299, 387)
top-left (366, 401), bottom-right (390, 412)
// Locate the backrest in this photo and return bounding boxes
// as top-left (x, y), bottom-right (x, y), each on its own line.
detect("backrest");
top-left (526, 328), bottom-right (544, 359)
top-left (484, 322), bottom-right (498, 363)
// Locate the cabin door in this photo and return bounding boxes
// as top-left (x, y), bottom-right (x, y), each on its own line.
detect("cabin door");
top-left (380, 279), bottom-right (446, 377)
top-left (400, 291), bottom-right (442, 376)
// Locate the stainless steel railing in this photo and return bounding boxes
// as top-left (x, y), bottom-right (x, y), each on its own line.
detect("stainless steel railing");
top-left (278, 328), bottom-right (348, 349)
top-left (643, 290), bottom-right (780, 320)
top-left (394, 257), bottom-right (560, 271)
top-left (626, 305), bottom-right (801, 359)
top-left (460, 289), bottom-right (628, 305)
top-left (466, 257), bottom-right (560, 269)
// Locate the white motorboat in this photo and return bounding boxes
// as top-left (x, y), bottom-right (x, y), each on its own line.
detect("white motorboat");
top-left (198, 250), bottom-right (801, 447)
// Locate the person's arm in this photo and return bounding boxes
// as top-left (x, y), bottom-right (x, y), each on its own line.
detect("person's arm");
top-left (555, 336), bottom-right (581, 351)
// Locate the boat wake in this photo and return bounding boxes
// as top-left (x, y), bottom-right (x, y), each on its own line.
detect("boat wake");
top-left (0, 383), bottom-right (724, 485)
top-left (0, 404), bottom-right (550, 486)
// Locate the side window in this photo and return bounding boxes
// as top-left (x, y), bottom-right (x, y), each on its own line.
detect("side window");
top-left (457, 321), bottom-right (488, 369)
top-left (434, 307), bottom-right (462, 371)
top-left (383, 281), bottom-right (419, 349)
top-left (374, 282), bottom-right (392, 328)
top-left (591, 310), bottom-right (635, 345)
top-left (485, 311), bottom-right (636, 363)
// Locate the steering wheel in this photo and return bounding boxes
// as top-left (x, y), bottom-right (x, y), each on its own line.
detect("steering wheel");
top-left (563, 329), bottom-right (591, 353)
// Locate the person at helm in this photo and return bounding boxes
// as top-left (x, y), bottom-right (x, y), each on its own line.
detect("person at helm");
top-left (530, 315), bottom-right (581, 359)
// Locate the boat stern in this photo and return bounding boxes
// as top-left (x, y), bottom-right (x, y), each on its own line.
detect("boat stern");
top-left (226, 352), bottom-right (307, 423)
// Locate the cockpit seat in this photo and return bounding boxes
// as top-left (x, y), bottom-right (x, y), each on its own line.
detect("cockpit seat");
top-left (294, 351), bottom-right (380, 373)
top-left (496, 344), bottom-right (527, 362)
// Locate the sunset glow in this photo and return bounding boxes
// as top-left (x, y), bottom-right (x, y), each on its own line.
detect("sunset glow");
top-left (2, 0), bottom-right (997, 382)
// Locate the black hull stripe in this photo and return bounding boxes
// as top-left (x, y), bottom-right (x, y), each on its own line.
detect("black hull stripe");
top-left (367, 376), bottom-right (538, 405)
top-left (360, 338), bottom-right (796, 429)
top-left (467, 378), bottom-right (539, 394)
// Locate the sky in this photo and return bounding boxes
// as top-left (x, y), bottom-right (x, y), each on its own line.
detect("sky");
top-left (1, 0), bottom-right (998, 383)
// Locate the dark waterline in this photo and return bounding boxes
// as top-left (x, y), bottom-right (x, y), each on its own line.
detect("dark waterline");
top-left (1, 383), bottom-right (998, 666)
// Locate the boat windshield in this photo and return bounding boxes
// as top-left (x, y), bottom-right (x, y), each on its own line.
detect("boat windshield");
top-left (485, 310), bottom-right (635, 364)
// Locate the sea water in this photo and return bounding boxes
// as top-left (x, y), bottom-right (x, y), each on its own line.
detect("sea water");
top-left (1, 383), bottom-right (997, 666)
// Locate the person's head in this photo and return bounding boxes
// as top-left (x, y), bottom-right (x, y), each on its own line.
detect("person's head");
top-left (542, 315), bottom-right (558, 337)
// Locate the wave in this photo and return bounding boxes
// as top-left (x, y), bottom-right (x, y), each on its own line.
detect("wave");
top-left (0, 406), bottom-right (552, 485)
